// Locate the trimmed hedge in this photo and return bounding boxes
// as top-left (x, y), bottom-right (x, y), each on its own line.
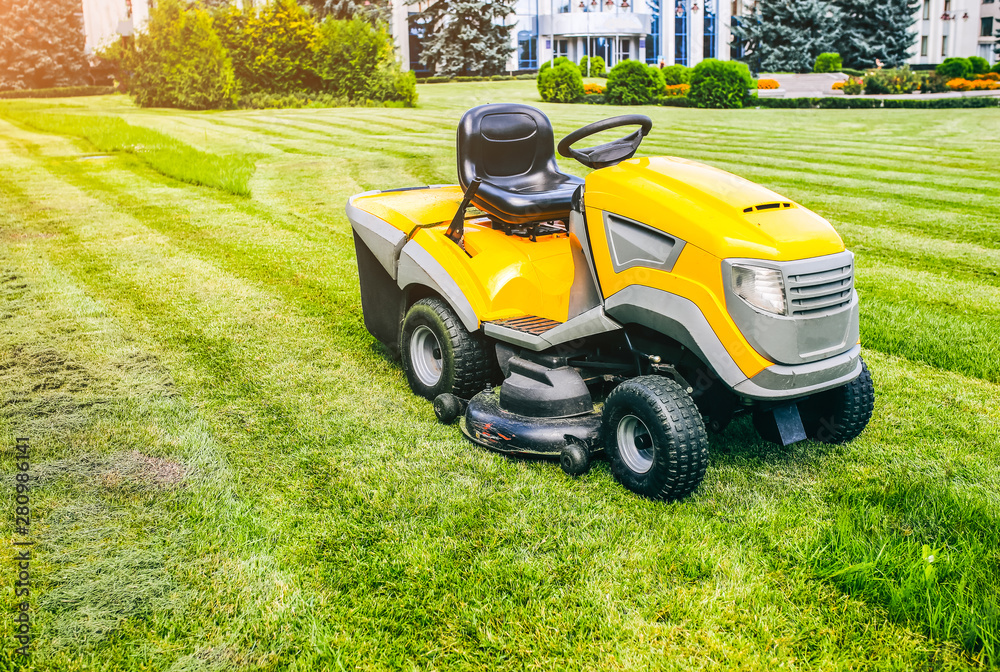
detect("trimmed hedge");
top-left (0, 85), bottom-right (114, 99)
top-left (753, 96), bottom-right (1000, 109)
top-left (658, 96), bottom-right (693, 107)
top-left (419, 74), bottom-right (522, 83)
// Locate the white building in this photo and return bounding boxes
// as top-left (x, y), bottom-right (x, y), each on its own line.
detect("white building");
top-left (394, 0), bottom-right (735, 73)
top-left (81, 0), bottom-right (150, 53)
top-left (909, 0), bottom-right (998, 67)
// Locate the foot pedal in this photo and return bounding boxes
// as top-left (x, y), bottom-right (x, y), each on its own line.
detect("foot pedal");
top-left (774, 404), bottom-right (807, 446)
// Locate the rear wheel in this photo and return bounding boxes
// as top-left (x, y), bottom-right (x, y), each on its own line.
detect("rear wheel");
top-left (602, 376), bottom-right (709, 501)
top-left (400, 298), bottom-right (493, 400)
top-left (801, 358), bottom-right (875, 444)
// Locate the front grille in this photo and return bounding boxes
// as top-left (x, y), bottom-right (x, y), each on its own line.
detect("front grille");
top-left (785, 263), bottom-right (853, 316)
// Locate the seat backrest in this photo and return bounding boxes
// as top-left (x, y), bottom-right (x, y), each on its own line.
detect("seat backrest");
top-left (457, 104), bottom-right (561, 191)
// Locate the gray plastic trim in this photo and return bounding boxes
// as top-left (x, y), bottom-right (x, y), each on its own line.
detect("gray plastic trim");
top-left (734, 344), bottom-right (862, 400)
top-left (603, 212), bottom-right (686, 274)
top-left (722, 251), bottom-right (858, 365)
top-left (345, 193), bottom-right (407, 281)
top-left (604, 286), bottom-right (749, 388)
top-left (397, 240), bottom-right (479, 332)
top-left (568, 209), bottom-right (602, 301)
top-left (483, 306), bottom-right (622, 352)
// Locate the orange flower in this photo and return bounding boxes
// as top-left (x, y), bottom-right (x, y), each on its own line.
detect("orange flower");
top-left (832, 81), bottom-right (846, 90)
top-left (756, 78), bottom-right (780, 90)
top-left (583, 82), bottom-right (606, 95)
top-left (663, 83), bottom-right (690, 97)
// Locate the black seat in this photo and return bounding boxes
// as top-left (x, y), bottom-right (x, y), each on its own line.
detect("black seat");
top-left (457, 104), bottom-right (584, 227)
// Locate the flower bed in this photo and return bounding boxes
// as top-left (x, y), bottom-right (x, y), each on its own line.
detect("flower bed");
top-left (756, 79), bottom-right (779, 90)
top-left (947, 78), bottom-right (1000, 91)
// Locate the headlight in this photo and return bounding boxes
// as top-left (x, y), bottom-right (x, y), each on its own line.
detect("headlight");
top-left (731, 264), bottom-right (786, 315)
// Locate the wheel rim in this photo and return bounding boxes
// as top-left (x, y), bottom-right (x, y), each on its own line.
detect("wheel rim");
top-left (617, 414), bottom-right (654, 474)
top-left (410, 325), bottom-right (443, 388)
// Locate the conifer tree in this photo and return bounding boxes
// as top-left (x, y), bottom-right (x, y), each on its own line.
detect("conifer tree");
top-left (301, 0), bottom-right (391, 23)
top-left (732, 0), bottom-right (841, 74)
top-left (834, 0), bottom-right (919, 69)
top-left (0, 0), bottom-right (90, 90)
top-left (408, 0), bottom-right (516, 76)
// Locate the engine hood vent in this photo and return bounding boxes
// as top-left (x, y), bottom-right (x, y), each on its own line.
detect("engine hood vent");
top-left (743, 202), bottom-right (793, 213)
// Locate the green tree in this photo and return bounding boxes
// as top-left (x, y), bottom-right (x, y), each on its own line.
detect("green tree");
top-left (732, 0), bottom-right (841, 74)
top-left (0, 0), bottom-right (90, 90)
top-left (215, 0), bottom-right (320, 94)
top-left (408, 0), bottom-right (516, 76)
top-left (302, 0), bottom-right (390, 23)
top-left (834, 0), bottom-right (918, 70)
top-left (131, 0), bottom-right (237, 109)
top-left (316, 17), bottom-right (416, 105)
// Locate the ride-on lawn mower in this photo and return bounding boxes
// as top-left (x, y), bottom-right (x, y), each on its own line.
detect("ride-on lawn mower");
top-left (346, 104), bottom-right (874, 500)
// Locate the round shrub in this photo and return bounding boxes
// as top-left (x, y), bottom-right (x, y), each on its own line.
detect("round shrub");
top-left (936, 57), bottom-right (972, 80)
top-left (538, 56), bottom-right (571, 74)
top-left (968, 56), bottom-right (990, 75)
top-left (589, 56), bottom-right (607, 77)
top-left (660, 64), bottom-right (690, 85)
top-left (814, 52), bottom-right (842, 73)
top-left (688, 58), bottom-right (753, 109)
top-left (537, 60), bottom-right (583, 103)
top-left (578, 55), bottom-right (606, 77)
top-left (605, 60), bottom-right (664, 105)
top-left (993, 62), bottom-right (1000, 74)
top-left (131, 0), bottom-right (236, 109)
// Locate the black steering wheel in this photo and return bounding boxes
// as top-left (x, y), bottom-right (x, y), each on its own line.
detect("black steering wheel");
top-left (557, 115), bottom-right (653, 169)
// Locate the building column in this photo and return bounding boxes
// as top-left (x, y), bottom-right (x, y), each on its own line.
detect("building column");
top-left (393, 0), bottom-right (410, 71)
top-left (689, 1), bottom-right (704, 67)
top-left (664, 2), bottom-right (675, 65)
top-left (717, 0), bottom-right (731, 61)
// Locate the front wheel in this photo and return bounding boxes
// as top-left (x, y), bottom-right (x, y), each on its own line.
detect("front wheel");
top-left (801, 358), bottom-right (875, 444)
top-left (602, 376), bottom-right (709, 501)
top-left (400, 298), bottom-right (493, 400)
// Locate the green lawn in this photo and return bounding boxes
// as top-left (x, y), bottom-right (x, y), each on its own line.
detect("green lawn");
top-left (1, 81), bottom-right (998, 671)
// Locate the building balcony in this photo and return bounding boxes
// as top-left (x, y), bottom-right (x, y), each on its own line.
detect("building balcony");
top-left (538, 11), bottom-right (653, 37)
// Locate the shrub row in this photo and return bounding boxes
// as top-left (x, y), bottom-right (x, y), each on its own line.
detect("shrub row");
top-left (543, 58), bottom-right (752, 109)
top-left (419, 74), bottom-right (534, 83)
top-left (0, 85), bottom-right (114, 99)
top-left (754, 96), bottom-right (1000, 109)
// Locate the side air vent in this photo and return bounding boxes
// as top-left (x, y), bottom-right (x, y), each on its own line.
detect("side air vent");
top-left (742, 202), bottom-right (793, 214)
top-left (604, 213), bottom-right (686, 274)
top-left (786, 264), bottom-right (854, 316)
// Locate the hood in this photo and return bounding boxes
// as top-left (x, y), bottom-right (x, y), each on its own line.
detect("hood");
top-left (583, 156), bottom-right (844, 261)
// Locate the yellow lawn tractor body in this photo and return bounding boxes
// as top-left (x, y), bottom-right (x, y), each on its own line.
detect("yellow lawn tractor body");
top-left (346, 104), bottom-right (873, 500)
